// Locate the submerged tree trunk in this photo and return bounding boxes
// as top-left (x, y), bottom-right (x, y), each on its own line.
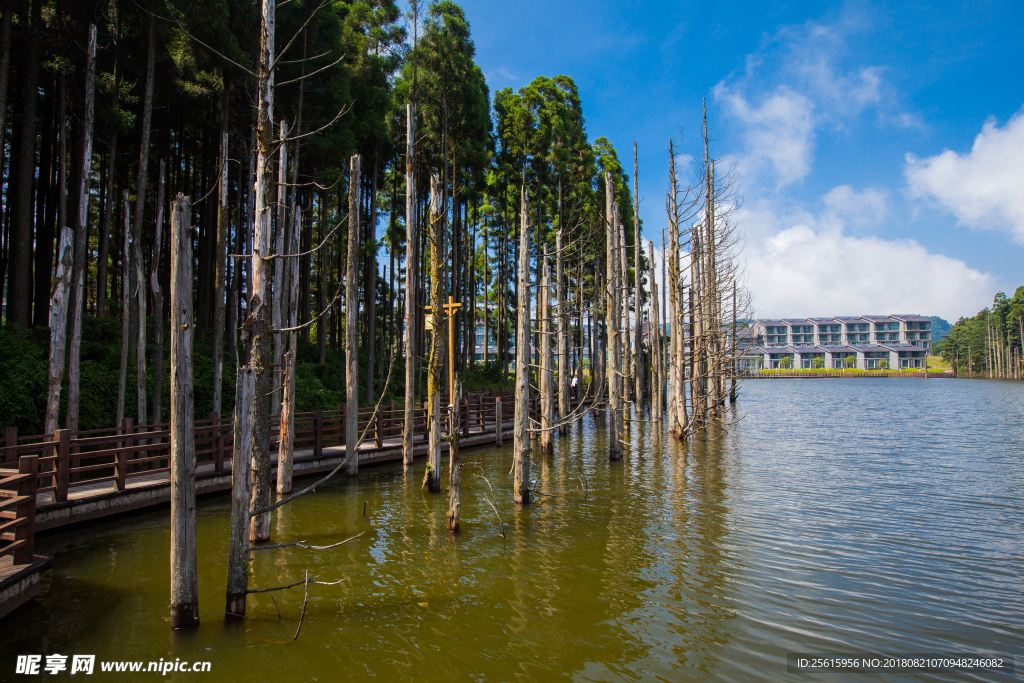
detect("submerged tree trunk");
top-left (402, 105), bottom-right (417, 468)
top-left (276, 350), bottom-right (294, 495)
top-left (65, 26), bottom-right (97, 433)
top-left (248, 0), bottom-right (276, 544)
top-left (225, 365), bottom-right (254, 618)
top-left (512, 184), bottom-right (531, 505)
top-left (272, 121), bottom-right (289, 418)
top-left (649, 240), bottom-right (661, 420)
top-left (633, 142), bottom-right (645, 405)
top-left (447, 380), bottom-right (460, 532)
top-left (423, 174), bottom-right (442, 493)
top-left (539, 248), bottom-right (553, 456)
top-left (169, 193), bottom-right (199, 630)
top-left (605, 173), bottom-right (623, 460)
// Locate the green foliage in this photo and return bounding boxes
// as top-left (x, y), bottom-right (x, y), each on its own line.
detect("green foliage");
top-left (937, 286), bottom-right (1024, 373)
top-left (845, 355), bottom-right (856, 367)
top-left (812, 357), bottom-right (824, 369)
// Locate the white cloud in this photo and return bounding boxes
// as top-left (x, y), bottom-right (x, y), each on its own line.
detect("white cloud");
top-left (905, 109), bottom-right (1024, 243)
top-left (713, 16), bottom-right (913, 188)
top-left (714, 84), bottom-right (815, 187)
top-left (740, 193), bottom-right (996, 322)
top-left (822, 185), bottom-right (888, 227)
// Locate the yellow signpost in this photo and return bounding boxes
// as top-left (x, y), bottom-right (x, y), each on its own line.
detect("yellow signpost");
top-left (425, 295), bottom-right (463, 401)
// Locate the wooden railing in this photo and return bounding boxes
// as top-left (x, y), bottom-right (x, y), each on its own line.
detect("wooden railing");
top-left (0, 456), bottom-right (38, 565)
top-left (0, 390), bottom-right (518, 502)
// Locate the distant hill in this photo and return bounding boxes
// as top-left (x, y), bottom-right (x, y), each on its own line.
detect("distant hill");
top-left (928, 316), bottom-right (951, 345)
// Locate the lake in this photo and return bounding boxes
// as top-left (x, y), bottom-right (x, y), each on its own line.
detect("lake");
top-left (3, 378), bottom-right (1022, 681)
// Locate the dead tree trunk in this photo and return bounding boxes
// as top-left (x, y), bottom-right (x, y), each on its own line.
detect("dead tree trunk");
top-left (447, 381), bottom-right (461, 532)
top-left (345, 154), bottom-right (361, 477)
top-left (65, 26), bottom-right (97, 433)
top-left (213, 87), bottom-right (229, 415)
top-left (556, 226), bottom-right (568, 436)
top-left (605, 173), bottom-right (623, 460)
top-left (423, 174), bottom-right (442, 493)
top-left (539, 248), bottom-right (553, 456)
top-left (248, 0), bottom-right (276, 543)
top-left (169, 193), bottom-right (199, 629)
top-left (44, 227), bottom-right (74, 436)
top-left (276, 350), bottom-right (294, 495)
top-left (151, 162), bottom-right (166, 424)
top-left (133, 11), bottom-right (156, 432)
top-left (619, 203), bottom-right (632, 410)
top-left (225, 365), bottom-right (254, 618)
top-left (116, 191), bottom-right (131, 429)
top-left (402, 104), bottom-right (417, 469)
top-left (135, 221), bottom-right (147, 432)
top-left (512, 183), bottom-right (532, 504)
top-left (633, 142), bottom-right (645, 405)
top-left (272, 121), bottom-right (289, 418)
top-left (649, 240), bottom-right (661, 420)
top-left (44, 64), bottom-right (75, 437)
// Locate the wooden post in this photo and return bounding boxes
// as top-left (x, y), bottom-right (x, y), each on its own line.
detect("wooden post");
top-left (14, 455), bottom-right (37, 565)
top-left (277, 351), bottom-right (295, 494)
top-left (54, 429), bottom-right (69, 502)
top-left (211, 411), bottom-right (224, 473)
top-left (117, 418), bottom-right (132, 491)
top-left (374, 407), bottom-right (383, 449)
top-left (169, 193), bottom-right (199, 629)
top-left (225, 366), bottom-right (254, 619)
top-left (345, 153), bottom-right (361, 477)
top-left (495, 398), bottom-right (502, 446)
top-left (313, 409), bottom-right (323, 459)
top-left (388, 400), bottom-right (395, 440)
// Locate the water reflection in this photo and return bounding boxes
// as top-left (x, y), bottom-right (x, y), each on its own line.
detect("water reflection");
top-left (1, 379), bottom-right (1022, 681)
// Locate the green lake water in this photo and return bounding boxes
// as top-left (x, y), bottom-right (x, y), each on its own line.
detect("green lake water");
top-left (3, 378), bottom-right (1022, 681)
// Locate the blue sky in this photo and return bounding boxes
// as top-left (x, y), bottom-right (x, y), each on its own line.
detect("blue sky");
top-left (404, 0), bottom-right (1024, 321)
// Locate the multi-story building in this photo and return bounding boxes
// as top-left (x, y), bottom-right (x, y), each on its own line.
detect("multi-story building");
top-left (746, 314), bottom-right (932, 370)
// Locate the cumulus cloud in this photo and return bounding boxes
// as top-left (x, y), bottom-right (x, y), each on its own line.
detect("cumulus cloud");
top-left (822, 185), bottom-right (887, 227)
top-left (713, 17), bottom-right (912, 188)
top-left (905, 109), bottom-right (1024, 243)
top-left (740, 194), bottom-right (996, 321)
top-left (714, 84), bottom-right (815, 187)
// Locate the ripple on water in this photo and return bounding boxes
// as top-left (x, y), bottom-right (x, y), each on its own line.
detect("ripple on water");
top-left (1, 378), bottom-right (1021, 682)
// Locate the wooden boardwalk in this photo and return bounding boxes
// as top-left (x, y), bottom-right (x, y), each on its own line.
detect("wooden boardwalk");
top-left (32, 413), bottom-right (516, 532)
top-left (0, 391), bottom-right (535, 532)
